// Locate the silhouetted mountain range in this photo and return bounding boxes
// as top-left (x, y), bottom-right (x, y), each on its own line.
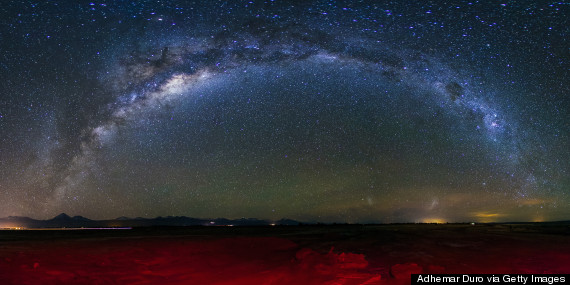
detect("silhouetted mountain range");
top-left (4, 214), bottom-right (567, 229)
top-left (0, 213), bottom-right (302, 228)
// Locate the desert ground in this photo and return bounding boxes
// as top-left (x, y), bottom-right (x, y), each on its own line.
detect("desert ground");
top-left (1, 223), bottom-right (569, 284)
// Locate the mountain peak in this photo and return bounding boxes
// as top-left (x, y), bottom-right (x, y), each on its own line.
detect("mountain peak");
top-left (72, 215), bottom-right (90, 221)
top-left (52, 213), bottom-right (71, 220)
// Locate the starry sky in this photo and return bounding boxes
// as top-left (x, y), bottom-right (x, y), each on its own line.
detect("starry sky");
top-left (1, 1), bottom-right (568, 223)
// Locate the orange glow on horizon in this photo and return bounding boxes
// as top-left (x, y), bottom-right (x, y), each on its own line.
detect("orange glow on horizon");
top-left (421, 218), bottom-right (446, 224)
top-left (532, 216), bottom-right (545, 222)
top-left (0, 225), bottom-right (25, 230)
top-left (473, 212), bottom-right (504, 222)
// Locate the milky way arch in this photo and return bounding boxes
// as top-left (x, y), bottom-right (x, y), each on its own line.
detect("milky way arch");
top-left (47, 19), bottom-right (528, 214)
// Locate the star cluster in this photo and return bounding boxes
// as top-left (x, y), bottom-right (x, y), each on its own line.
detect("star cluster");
top-left (0, 1), bottom-right (568, 223)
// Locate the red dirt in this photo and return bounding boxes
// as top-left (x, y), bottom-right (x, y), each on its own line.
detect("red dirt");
top-left (1, 224), bottom-right (569, 284)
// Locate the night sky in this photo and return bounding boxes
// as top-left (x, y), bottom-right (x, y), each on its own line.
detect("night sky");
top-left (1, 1), bottom-right (568, 223)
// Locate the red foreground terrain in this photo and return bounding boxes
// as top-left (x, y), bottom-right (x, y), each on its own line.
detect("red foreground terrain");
top-left (1, 224), bottom-right (569, 284)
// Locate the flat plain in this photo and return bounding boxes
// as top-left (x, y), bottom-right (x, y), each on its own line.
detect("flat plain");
top-left (1, 223), bottom-right (569, 284)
